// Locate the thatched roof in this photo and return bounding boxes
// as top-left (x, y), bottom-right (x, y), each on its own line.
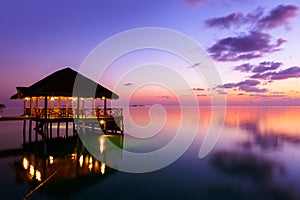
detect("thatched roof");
top-left (11, 67), bottom-right (119, 100)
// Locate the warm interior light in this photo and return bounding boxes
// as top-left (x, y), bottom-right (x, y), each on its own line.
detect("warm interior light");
top-left (35, 170), bottom-right (42, 181)
top-left (79, 155), bottom-right (83, 167)
top-left (101, 163), bottom-right (105, 175)
top-left (100, 120), bottom-right (105, 125)
top-left (102, 96), bottom-right (105, 100)
top-left (49, 156), bottom-right (54, 164)
top-left (29, 165), bottom-right (35, 178)
top-left (50, 97), bottom-right (55, 101)
top-left (22, 157), bottom-right (29, 170)
top-left (71, 153), bottom-right (76, 160)
top-left (88, 156), bottom-right (93, 171)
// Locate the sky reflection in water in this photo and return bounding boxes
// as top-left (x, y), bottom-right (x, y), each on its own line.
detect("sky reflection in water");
top-left (0, 106), bottom-right (300, 199)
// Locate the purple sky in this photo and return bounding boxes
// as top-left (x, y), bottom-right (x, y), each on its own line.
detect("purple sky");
top-left (1, 0), bottom-right (300, 107)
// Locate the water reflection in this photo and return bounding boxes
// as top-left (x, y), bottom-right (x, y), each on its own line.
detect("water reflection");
top-left (11, 135), bottom-right (123, 197)
top-left (224, 107), bottom-right (300, 151)
top-left (207, 150), bottom-right (299, 200)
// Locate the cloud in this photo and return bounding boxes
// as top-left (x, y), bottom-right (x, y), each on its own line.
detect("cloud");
top-left (257, 4), bottom-right (299, 30)
top-left (234, 63), bottom-right (254, 72)
top-left (249, 94), bottom-right (286, 98)
top-left (197, 94), bottom-right (208, 97)
top-left (184, 0), bottom-right (208, 8)
top-left (156, 95), bottom-right (171, 99)
top-left (123, 82), bottom-right (133, 86)
top-left (204, 4), bottom-right (298, 31)
top-left (187, 62), bottom-right (202, 68)
top-left (234, 61), bottom-right (282, 73)
top-left (205, 12), bottom-right (245, 29)
top-left (251, 66), bottom-right (300, 80)
top-left (208, 31), bottom-right (286, 62)
top-left (217, 89), bottom-right (227, 94)
top-left (219, 79), bottom-right (268, 93)
top-left (192, 87), bottom-right (205, 91)
top-left (251, 61), bottom-right (282, 73)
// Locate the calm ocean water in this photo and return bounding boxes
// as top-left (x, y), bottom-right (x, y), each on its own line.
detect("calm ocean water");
top-left (0, 106), bottom-right (300, 200)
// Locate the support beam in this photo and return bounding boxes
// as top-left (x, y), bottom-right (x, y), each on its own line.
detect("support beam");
top-left (29, 120), bottom-right (32, 143)
top-left (23, 120), bottom-right (26, 144)
top-left (66, 122), bottom-right (69, 138)
top-left (50, 122), bottom-right (52, 139)
top-left (57, 122), bottom-right (60, 138)
top-left (103, 98), bottom-right (107, 115)
top-left (30, 98), bottom-right (33, 116)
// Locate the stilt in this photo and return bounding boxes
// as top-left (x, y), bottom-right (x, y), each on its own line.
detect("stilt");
top-left (66, 122), bottom-right (68, 138)
top-left (50, 122), bottom-right (53, 139)
top-left (23, 120), bottom-right (26, 144)
top-left (57, 122), bottom-right (60, 138)
top-left (73, 122), bottom-right (76, 136)
top-left (29, 120), bottom-right (32, 143)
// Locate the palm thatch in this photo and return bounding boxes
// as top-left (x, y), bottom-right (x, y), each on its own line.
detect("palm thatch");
top-left (10, 67), bottom-right (118, 100)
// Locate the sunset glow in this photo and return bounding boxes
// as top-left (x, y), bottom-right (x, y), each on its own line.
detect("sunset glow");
top-left (0, 1), bottom-right (299, 107)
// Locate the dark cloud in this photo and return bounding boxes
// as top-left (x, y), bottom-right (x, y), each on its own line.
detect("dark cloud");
top-left (208, 31), bottom-right (286, 62)
top-left (234, 61), bottom-right (282, 73)
top-left (257, 4), bottom-right (299, 30)
top-left (251, 66), bottom-right (300, 80)
top-left (187, 62), bottom-right (202, 68)
top-left (192, 87), bottom-right (205, 91)
top-left (123, 82), bottom-right (133, 86)
top-left (234, 63), bottom-right (254, 72)
top-left (249, 94), bottom-right (286, 98)
top-left (252, 61), bottom-right (282, 73)
top-left (219, 79), bottom-right (268, 93)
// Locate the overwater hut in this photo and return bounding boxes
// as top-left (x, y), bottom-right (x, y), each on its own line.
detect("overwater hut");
top-left (10, 67), bottom-right (123, 144)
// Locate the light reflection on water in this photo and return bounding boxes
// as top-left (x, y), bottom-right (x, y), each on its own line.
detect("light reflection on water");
top-left (0, 106), bottom-right (299, 199)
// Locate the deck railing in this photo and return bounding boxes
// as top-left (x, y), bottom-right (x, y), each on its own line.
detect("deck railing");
top-left (24, 108), bottom-right (123, 118)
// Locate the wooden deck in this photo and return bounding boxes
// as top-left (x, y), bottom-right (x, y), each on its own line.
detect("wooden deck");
top-left (0, 116), bottom-right (33, 121)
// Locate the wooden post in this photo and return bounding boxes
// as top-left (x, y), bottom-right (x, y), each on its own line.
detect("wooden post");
top-left (82, 98), bottom-right (85, 117)
top-left (92, 99), bottom-right (95, 116)
top-left (29, 120), bottom-right (32, 142)
top-left (24, 99), bottom-right (27, 115)
top-left (57, 122), bottom-right (60, 138)
top-left (44, 96), bottom-right (48, 140)
top-left (23, 120), bottom-right (26, 144)
top-left (30, 98), bottom-right (33, 116)
top-left (77, 97), bottom-right (80, 118)
top-left (58, 97), bottom-right (61, 110)
top-left (50, 122), bottom-right (53, 139)
top-left (73, 122), bottom-right (76, 136)
top-left (66, 122), bottom-right (68, 138)
top-left (103, 97), bottom-right (107, 116)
